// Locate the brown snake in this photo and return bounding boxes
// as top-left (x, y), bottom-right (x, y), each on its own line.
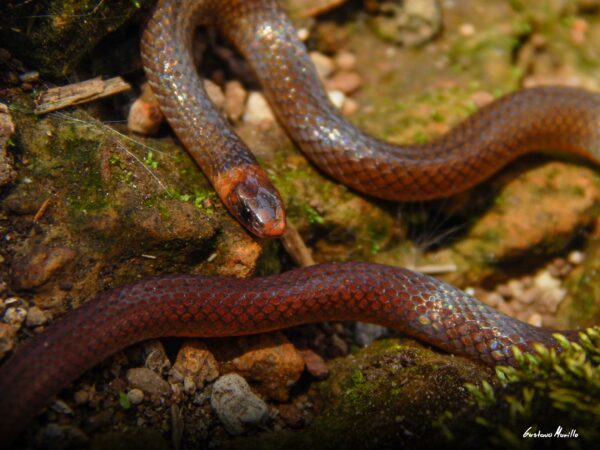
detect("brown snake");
top-left (0, 0), bottom-right (598, 445)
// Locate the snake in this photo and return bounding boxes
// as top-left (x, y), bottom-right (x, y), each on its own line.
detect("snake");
top-left (0, 0), bottom-right (598, 444)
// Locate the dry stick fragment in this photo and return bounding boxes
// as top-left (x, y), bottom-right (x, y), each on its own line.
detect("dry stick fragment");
top-left (280, 220), bottom-right (316, 267)
top-left (33, 197), bottom-right (51, 223)
top-left (34, 77), bottom-right (131, 115)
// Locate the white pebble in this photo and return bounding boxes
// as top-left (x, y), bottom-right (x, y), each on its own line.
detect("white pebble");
top-left (534, 271), bottom-right (561, 291)
top-left (3, 306), bottom-right (27, 326)
top-left (243, 92), bottom-right (276, 124)
top-left (210, 374), bottom-right (268, 435)
top-left (327, 90), bottom-right (346, 109)
top-left (459, 23), bottom-right (476, 36)
top-left (567, 251), bottom-right (585, 265)
top-left (297, 28), bottom-right (310, 41)
top-left (334, 51), bottom-right (357, 71)
top-left (203, 79), bottom-right (225, 110)
top-left (309, 51), bottom-right (335, 81)
top-left (127, 388), bottom-right (144, 405)
top-left (527, 313), bottom-right (543, 327)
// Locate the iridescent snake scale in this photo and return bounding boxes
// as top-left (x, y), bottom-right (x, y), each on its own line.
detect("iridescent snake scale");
top-left (1, 0), bottom-right (598, 444)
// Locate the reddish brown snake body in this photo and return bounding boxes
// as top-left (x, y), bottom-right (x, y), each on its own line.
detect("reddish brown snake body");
top-left (1, 0), bottom-right (599, 444)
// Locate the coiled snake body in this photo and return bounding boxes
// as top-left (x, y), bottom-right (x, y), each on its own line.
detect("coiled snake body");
top-left (0, 0), bottom-right (598, 444)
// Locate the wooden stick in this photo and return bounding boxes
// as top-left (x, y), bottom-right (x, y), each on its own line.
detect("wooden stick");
top-left (35, 77), bottom-right (131, 115)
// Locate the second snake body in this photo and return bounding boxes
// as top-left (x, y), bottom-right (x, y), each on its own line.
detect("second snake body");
top-left (141, 0), bottom-right (600, 237)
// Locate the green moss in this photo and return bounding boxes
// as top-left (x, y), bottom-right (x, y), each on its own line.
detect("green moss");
top-left (437, 327), bottom-right (600, 448)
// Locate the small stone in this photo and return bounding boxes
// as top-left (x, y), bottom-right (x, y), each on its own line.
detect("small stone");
top-left (309, 51), bottom-right (335, 81)
top-left (470, 91), bottom-right (494, 108)
top-left (567, 250), bottom-right (585, 265)
top-left (243, 92), bottom-right (276, 124)
top-left (354, 322), bottom-right (388, 346)
top-left (527, 313), bottom-right (543, 327)
top-left (215, 332), bottom-right (304, 401)
top-left (534, 271), bottom-right (561, 291)
top-left (459, 23), bottom-right (476, 36)
top-left (127, 388), bottom-right (144, 405)
top-left (51, 399), bottom-right (74, 415)
top-left (224, 80), bottom-right (248, 122)
top-left (3, 306), bottom-right (27, 326)
top-left (204, 79), bottom-right (225, 110)
top-left (127, 83), bottom-right (163, 135)
top-left (26, 306), bottom-right (48, 327)
top-left (210, 373), bottom-right (268, 435)
top-left (11, 245), bottom-right (76, 290)
top-left (0, 322), bottom-right (17, 358)
top-left (518, 286), bottom-right (542, 305)
top-left (506, 279), bottom-right (524, 299)
top-left (299, 349), bottom-right (329, 379)
top-left (329, 334), bottom-right (349, 357)
top-left (172, 340), bottom-right (219, 389)
top-left (327, 90), bottom-right (346, 109)
top-left (126, 367), bottom-right (171, 396)
top-left (324, 71), bottom-right (362, 94)
top-left (19, 70), bottom-right (39, 83)
top-left (342, 97), bottom-right (359, 116)
top-left (297, 28), bottom-right (310, 41)
top-left (334, 51), bottom-right (357, 71)
top-left (278, 403), bottom-right (303, 428)
top-left (144, 340), bottom-right (170, 374)
top-left (183, 376), bottom-right (196, 395)
top-left (74, 389), bottom-right (89, 405)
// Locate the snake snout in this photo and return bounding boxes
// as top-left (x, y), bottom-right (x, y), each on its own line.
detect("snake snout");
top-left (229, 175), bottom-right (286, 238)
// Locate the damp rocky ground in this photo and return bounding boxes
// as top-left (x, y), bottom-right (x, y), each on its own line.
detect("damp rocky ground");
top-left (1, 0), bottom-right (600, 449)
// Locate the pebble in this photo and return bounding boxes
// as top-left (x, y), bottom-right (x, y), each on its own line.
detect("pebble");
top-left (459, 23), bottom-right (476, 37)
top-left (354, 322), bottom-right (388, 347)
top-left (204, 79), bottom-right (225, 110)
top-left (567, 250), bottom-right (585, 265)
top-left (210, 373), bottom-right (268, 435)
top-left (243, 92), bottom-right (276, 124)
top-left (127, 82), bottom-right (163, 135)
top-left (309, 51), bottom-right (335, 81)
top-left (342, 97), bottom-right (359, 116)
top-left (329, 334), bottom-right (349, 357)
top-left (172, 340), bottom-right (219, 389)
top-left (126, 367), bottom-right (171, 396)
top-left (224, 80), bottom-right (248, 122)
top-left (324, 71), bottom-right (362, 94)
top-left (144, 340), bottom-right (171, 374)
top-left (328, 90), bottom-right (346, 109)
top-left (299, 349), bottom-right (329, 379)
top-left (3, 306), bottom-right (27, 326)
top-left (527, 313), bottom-right (543, 327)
top-left (470, 91), bottom-right (494, 108)
top-left (127, 388), bottom-right (144, 405)
top-left (297, 28), bottom-right (310, 42)
top-left (278, 403), bottom-right (303, 428)
top-left (73, 389), bottom-right (89, 405)
top-left (19, 70), bottom-right (39, 83)
top-left (534, 271), bottom-right (561, 291)
top-left (334, 51), bottom-right (357, 71)
top-left (217, 332), bottom-right (305, 401)
top-left (0, 322), bottom-right (16, 358)
top-left (11, 245), bottom-right (76, 290)
top-left (25, 306), bottom-right (48, 327)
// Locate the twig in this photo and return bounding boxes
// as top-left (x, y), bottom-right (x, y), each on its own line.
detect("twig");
top-left (33, 197), bottom-right (51, 222)
top-left (280, 220), bottom-right (315, 267)
top-left (35, 77), bottom-right (131, 115)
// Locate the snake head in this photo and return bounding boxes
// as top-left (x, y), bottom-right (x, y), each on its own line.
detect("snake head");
top-left (216, 165), bottom-right (286, 238)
